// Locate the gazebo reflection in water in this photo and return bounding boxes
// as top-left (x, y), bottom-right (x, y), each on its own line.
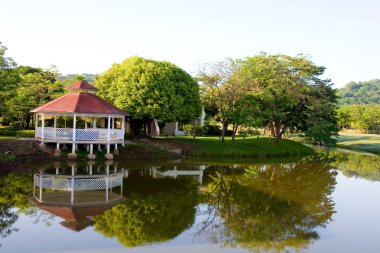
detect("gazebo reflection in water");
top-left (30, 161), bottom-right (125, 232)
top-left (29, 161), bottom-right (205, 232)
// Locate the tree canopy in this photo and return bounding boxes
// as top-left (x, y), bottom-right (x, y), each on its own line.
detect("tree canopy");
top-left (337, 104), bottom-right (380, 133)
top-left (95, 57), bottom-right (202, 123)
top-left (241, 54), bottom-right (338, 144)
top-left (199, 59), bottom-right (257, 142)
top-left (4, 66), bottom-right (64, 128)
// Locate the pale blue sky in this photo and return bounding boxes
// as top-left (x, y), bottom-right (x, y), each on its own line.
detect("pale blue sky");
top-left (1, 0), bottom-right (379, 87)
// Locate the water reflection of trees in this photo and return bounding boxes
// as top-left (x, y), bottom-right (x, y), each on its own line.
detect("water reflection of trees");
top-left (0, 170), bottom-right (55, 244)
top-left (0, 204), bottom-right (18, 245)
top-left (199, 155), bottom-right (337, 252)
top-left (93, 170), bottom-right (199, 247)
top-left (332, 151), bottom-right (380, 181)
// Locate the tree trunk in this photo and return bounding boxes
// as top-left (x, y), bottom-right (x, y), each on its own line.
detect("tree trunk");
top-left (26, 114), bottom-right (31, 129)
top-left (231, 124), bottom-right (238, 141)
top-left (221, 121), bottom-right (226, 143)
top-left (274, 121), bottom-right (283, 144)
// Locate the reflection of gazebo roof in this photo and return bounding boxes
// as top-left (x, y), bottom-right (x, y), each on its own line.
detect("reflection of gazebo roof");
top-left (29, 191), bottom-right (124, 232)
top-left (31, 92), bottom-right (128, 115)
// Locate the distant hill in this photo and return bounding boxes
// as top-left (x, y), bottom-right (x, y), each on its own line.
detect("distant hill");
top-left (337, 79), bottom-right (380, 105)
top-left (57, 73), bottom-right (97, 84)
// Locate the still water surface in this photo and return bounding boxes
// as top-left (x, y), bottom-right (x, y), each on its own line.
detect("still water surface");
top-left (1, 149), bottom-right (380, 253)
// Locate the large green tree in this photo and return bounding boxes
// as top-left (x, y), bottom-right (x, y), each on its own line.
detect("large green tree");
top-left (4, 66), bottom-right (64, 128)
top-left (336, 104), bottom-right (380, 133)
top-left (241, 53), bottom-right (338, 144)
top-left (94, 57), bottom-right (202, 137)
top-left (0, 42), bottom-right (19, 114)
top-left (199, 59), bottom-right (256, 142)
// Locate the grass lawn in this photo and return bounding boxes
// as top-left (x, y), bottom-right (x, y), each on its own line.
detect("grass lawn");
top-left (336, 133), bottom-right (380, 154)
top-left (0, 136), bottom-right (16, 140)
top-left (161, 136), bottom-right (314, 157)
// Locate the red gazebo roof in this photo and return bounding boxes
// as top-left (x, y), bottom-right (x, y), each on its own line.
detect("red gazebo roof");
top-left (31, 80), bottom-right (128, 115)
top-left (65, 80), bottom-right (98, 91)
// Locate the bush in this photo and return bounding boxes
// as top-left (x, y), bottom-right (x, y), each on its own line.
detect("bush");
top-left (183, 124), bottom-right (208, 138)
top-left (205, 124), bottom-right (221, 136)
top-left (0, 129), bottom-right (35, 138)
top-left (0, 128), bottom-right (16, 136)
top-left (0, 117), bottom-right (11, 126)
top-left (224, 130), bottom-right (234, 136)
top-left (247, 128), bottom-right (261, 136)
top-left (16, 130), bottom-right (35, 138)
top-left (9, 121), bottom-right (21, 129)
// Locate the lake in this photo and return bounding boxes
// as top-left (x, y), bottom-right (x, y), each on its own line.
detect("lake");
top-left (1, 148), bottom-right (380, 253)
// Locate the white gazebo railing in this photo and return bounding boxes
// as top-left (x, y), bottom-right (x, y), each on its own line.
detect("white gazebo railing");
top-left (35, 127), bottom-right (124, 141)
top-left (34, 172), bottom-right (124, 191)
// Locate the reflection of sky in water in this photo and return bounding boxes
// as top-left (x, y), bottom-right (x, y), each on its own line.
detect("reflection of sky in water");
top-left (1, 150), bottom-right (380, 253)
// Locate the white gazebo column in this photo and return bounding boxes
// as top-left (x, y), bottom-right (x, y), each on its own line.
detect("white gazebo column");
top-left (39, 170), bottom-right (43, 202)
top-left (54, 142), bottom-right (61, 156)
top-left (87, 143), bottom-right (96, 160)
top-left (70, 164), bottom-right (75, 204)
top-left (53, 115), bottom-right (58, 142)
top-left (105, 163), bottom-right (110, 203)
top-left (88, 161), bottom-right (94, 175)
top-left (122, 116), bottom-right (125, 147)
top-left (114, 143), bottom-right (119, 155)
top-left (39, 114), bottom-right (46, 148)
top-left (35, 114), bottom-right (38, 138)
top-left (105, 115), bottom-right (113, 160)
top-left (68, 113), bottom-right (77, 159)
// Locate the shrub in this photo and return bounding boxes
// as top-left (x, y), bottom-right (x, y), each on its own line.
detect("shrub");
top-left (183, 124), bottom-right (208, 138)
top-left (224, 130), bottom-right (234, 136)
top-left (0, 128), bottom-right (16, 136)
top-left (0, 117), bottom-right (11, 126)
top-left (247, 128), bottom-right (261, 136)
top-left (16, 130), bottom-right (35, 138)
top-left (205, 124), bottom-right (221, 136)
top-left (239, 130), bottom-right (248, 139)
top-left (9, 121), bottom-right (21, 129)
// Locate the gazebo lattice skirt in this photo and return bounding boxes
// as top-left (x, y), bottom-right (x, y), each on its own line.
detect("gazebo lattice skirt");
top-left (35, 127), bottom-right (124, 143)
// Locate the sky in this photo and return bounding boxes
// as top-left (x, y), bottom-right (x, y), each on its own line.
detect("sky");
top-left (1, 0), bottom-right (379, 88)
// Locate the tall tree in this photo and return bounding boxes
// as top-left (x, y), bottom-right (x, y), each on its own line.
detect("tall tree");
top-left (95, 57), bottom-right (202, 137)
top-left (241, 53), bottom-right (337, 144)
top-left (0, 42), bottom-right (19, 114)
top-left (199, 59), bottom-right (253, 142)
top-left (4, 66), bottom-right (64, 128)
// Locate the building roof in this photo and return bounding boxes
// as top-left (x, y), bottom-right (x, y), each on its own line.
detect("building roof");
top-left (31, 92), bottom-right (128, 115)
top-left (65, 80), bottom-right (98, 91)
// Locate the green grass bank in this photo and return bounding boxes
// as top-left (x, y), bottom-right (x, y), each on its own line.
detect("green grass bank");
top-left (335, 133), bottom-right (380, 154)
top-left (158, 136), bottom-right (314, 158)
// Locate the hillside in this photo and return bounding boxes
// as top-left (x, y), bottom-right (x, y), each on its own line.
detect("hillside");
top-left (337, 79), bottom-right (380, 105)
top-left (57, 73), bottom-right (97, 83)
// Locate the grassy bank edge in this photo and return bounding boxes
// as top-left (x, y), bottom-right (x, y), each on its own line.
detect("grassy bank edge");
top-left (157, 136), bottom-right (314, 158)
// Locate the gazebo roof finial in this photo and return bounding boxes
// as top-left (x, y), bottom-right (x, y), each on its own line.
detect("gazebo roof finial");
top-left (65, 80), bottom-right (98, 92)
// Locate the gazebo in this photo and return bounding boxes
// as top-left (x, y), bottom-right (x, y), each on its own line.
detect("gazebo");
top-left (30, 161), bottom-right (125, 231)
top-left (31, 80), bottom-right (128, 159)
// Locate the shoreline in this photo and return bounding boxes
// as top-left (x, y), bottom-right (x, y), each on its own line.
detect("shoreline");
top-left (0, 137), bottom-right (314, 172)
